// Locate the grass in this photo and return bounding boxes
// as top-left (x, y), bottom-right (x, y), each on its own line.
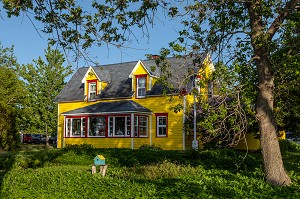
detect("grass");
top-left (0, 142), bottom-right (300, 199)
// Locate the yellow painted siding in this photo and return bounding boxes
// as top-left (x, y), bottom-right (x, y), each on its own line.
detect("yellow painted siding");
top-left (234, 134), bottom-right (260, 151)
top-left (133, 95), bottom-right (184, 150)
top-left (57, 95), bottom-right (185, 150)
top-left (133, 62), bottom-right (148, 75)
top-left (101, 82), bottom-right (108, 90)
top-left (86, 71), bottom-right (97, 80)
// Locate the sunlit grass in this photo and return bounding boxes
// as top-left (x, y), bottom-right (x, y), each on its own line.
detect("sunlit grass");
top-left (0, 143), bottom-right (299, 198)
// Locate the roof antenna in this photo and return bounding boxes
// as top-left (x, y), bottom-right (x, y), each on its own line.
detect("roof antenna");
top-left (120, 50), bottom-right (123, 63)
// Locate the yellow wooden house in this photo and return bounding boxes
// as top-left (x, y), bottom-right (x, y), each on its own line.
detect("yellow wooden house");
top-left (54, 55), bottom-right (260, 150)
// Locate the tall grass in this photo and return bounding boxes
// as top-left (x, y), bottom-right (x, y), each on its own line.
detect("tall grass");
top-left (0, 143), bottom-right (299, 198)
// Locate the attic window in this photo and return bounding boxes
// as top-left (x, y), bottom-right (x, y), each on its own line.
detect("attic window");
top-left (136, 75), bottom-right (146, 98)
top-left (88, 80), bottom-right (97, 101)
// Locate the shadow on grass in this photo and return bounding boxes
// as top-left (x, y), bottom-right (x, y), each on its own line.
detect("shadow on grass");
top-left (0, 151), bottom-right (15, 189)
top-left (0, 144), bottom-right (62, 192)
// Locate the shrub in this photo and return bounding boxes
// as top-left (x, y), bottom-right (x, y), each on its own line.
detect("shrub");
top-left (64, 144), bottom-right (94, 150)
top-left (279, 139), bottom-right (300, 154)
top-left (138, 144), bottom-right (162, 151)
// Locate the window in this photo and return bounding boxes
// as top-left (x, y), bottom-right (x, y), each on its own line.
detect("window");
top-left (195, 75), bottom-right (201, 93)
top-left (156, 113), bottom-right (168, 137)
top-left (88, 80), bottom-right (97, 101)
top-left (88, 116), bottom-right (106, 137)
top-left (134, 116), bottom-right (138, 137)
top-left (65, 117), bottom-right (86, 137)
top-left (139, 116), bottom-right (148, 137)
top-left (136, 75), bottom-right (146, 98)
top-left (108, 116), bottom-right (132, 137)
top-left (133, 116), bottom-right (148, 137)
top-left (65, 115), bottom-right (148, 138)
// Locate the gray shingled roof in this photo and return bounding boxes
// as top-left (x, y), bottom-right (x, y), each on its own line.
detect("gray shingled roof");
top-left (54, 67), bottom-right (88, 102)
top-left (54, 55), bottom-right (204, 102)
top-left (62, 100), bottom-right (151, 115)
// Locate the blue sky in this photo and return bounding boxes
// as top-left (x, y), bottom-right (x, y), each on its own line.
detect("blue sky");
top-left (0, 8), bottom-right (182, 70)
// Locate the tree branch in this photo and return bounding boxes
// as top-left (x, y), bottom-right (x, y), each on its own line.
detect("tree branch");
top-left (267, 0), bottom-right (299, 39)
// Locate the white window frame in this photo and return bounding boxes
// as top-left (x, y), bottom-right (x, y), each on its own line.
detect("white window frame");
top-left (88, 81), bottom-right (97, 101)
top-left (136, 76), bottom-right (146, 98)
top-left (88, 116), bottom-right (106, 137)
top-left (108, 116), bottom-right (131, 137)
top-left (138, 116), bottom-right (148, 137)
top-left (65, 117), bottom-right (86, 137)
top-left (156, 115), bottom-right (167, 137)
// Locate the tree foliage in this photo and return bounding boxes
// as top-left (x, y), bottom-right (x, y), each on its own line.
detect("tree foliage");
top-left (19, 46), bottom-right (72, 136)
top-left (185, 62), bottom-right (255, 148)
top-left (273, 11), bottom-right (300, 137)
top-left (2, 0), bottom-right (299, 186)
top-left (0, 44), bottom-right (26, 150)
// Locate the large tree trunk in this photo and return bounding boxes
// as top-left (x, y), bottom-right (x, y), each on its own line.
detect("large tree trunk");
top-left (246, 0), bottom-right (293, 186)
top-left (256, 53), bottom-right (291, 186)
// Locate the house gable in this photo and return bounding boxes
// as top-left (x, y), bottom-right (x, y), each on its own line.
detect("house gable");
top-left (81, 67), bottom-right (111, 101)
top-left (129, 60), bottom-right (157, 98)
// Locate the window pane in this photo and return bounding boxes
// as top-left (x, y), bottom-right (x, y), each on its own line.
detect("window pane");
top-left (66, 119), bottom-right (71, 137)
top-left (89, 82), bottom-right (96, 100)
top-left (134, 116), bottom-right (138, 137)
top-left (89, 117), bottom-right (106, 137)
top-left (109, 117), bottom-right (113, 136)
top-left (137, 77), bottom-right (146, 97)
top-left (72, 118), bottom-right (81, 136)
top-left (115, 117), bottom-right (125, 136)
top-left (90, 83), bottom-right (96, 91)
top-left (82, 118), bottom-right (86, 137)
top-left (159, 117), bottom-right (166, 125)
top-left (159, 127), bottom-right (166, 135)
top-left (89, 92), bottom-right (96, 100)
top-left (138, 88), bottom-right (146, 97)
top-left (139, 127), bottom-right (147, 136)
top-left (138, 77), bottom-right (146, 87)
top-left (126, 117), bottom-right (131, 136)
top-left (157, 115), bottom-right (167, 137)
top-left (139, 117), bottom-right (147, 126)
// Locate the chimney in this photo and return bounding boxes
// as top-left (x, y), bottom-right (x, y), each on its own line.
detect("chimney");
top-left (151, 54), bottom-right (160, 60)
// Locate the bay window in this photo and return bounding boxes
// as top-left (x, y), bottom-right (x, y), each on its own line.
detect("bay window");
top-left (65, 115), bottom-right (148, 138)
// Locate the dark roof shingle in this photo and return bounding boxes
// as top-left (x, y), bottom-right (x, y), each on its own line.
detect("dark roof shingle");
top-left (62, 100), bottom-right (151, 115)
top-left (54, 55), bottom-right (203, 102)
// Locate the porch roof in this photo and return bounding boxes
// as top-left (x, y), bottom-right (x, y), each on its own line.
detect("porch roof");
top-left (62, 100), bottom-right (152, 116)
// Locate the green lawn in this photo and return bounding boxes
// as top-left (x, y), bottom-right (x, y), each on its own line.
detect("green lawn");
top-left (0, 142), bottom-right (299, 199)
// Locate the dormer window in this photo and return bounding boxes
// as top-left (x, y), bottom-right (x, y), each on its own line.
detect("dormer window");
top-left (136, 75), bottom-right (146, 98)
top-left (88, 80), bottom-right (97, 101)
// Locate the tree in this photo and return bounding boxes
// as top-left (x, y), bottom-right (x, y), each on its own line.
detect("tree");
top-left (273, 12), bottom-right (300, 137)
top-left (19, 46), bottom-right (72, 140)
top-left (184, 62), bottom-right (254, 149)
top-left (2, 0), bottom-right (299, 186)
top-left (0, 44), bottom-right (26, 150)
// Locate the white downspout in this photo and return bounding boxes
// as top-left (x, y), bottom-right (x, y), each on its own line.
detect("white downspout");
top-left (131, 113), bottom-right (134, 149)
top-left (150, 115), bottom-right (152, 145)
top-left (192, 93), bottom-right (198, 150)
top-left (182, 95), bottom-right (186, 150)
